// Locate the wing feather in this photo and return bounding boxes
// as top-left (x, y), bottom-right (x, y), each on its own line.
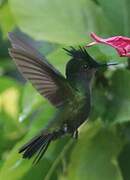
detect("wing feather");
top-left (8, 32), bottom-right (73, 107)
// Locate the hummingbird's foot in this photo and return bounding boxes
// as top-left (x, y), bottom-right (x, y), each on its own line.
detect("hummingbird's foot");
top-left (72, 129), bottom-right (78, 139)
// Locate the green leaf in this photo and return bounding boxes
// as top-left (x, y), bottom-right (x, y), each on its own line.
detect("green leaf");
top-left (67, 121), bottom-right (123, 180)
top-left (0, 77), bottom-right (22, 124)
top-left (48, 47), bottom-right (69, 75)
top-left (118, 143), bottom-right (130, 180)
top-left (0, 58), bottom-right (15, 73)
top-left (19, 83), bottom-right (46, 123)
top-left (0, 1), bottom-right (15, 37)
top-left (22, 138), bottom-right (73, 180)
top-left (0, 142), bottom-right (32, 180)
top-left (9, 0), bottom-right (110, 45)
top-left (104, 69), bottom-right (130, 123)
top-left (0, 77), bottom-right (21, 93)
top-left (97, 0), bottom-right (130, 35)
top-left (91, 86), bottom-right (107, 120)
top-left (0, 77), bottom-right (25, 166)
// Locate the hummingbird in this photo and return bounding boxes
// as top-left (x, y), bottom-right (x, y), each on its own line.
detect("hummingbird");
top-left (8, 32), bottom-right (117, 164)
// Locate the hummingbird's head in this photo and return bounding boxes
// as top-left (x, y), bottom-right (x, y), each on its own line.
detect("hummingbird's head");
top-left (64, 46), bottom-right (117, 82)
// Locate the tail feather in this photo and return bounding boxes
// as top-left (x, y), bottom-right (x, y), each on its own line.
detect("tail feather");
top-left (19, 133), bottom-right (53, 163)
top-left (33, 138), bottom-right (51, 164)
top-left (23, 136), bottom-right (47, 159)
top-left (19, 129), bottom-right (65, 164)
top-left (19, 134), bottom-right (42, 153)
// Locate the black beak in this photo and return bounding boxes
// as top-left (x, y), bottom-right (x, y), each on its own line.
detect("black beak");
top-left (98, 62), bottom-right (118, 68)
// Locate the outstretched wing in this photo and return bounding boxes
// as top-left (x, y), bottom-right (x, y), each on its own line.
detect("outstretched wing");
top-left (8, 32), bottom-right (73, 108)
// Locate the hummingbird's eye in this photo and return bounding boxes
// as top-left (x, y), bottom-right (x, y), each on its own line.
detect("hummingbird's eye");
top-left (83, 64), bottom-right (89, 70)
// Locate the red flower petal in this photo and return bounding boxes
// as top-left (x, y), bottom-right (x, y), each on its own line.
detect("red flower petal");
top-left (86, 32), bottom-right (130, 57)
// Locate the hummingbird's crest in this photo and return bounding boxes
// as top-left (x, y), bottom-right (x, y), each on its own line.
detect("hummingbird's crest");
top-left (63, 46), bottom-right (99, 68)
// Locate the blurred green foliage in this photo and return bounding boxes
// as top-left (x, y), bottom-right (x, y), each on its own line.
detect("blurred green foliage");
top-left (0, 0), bottom-right (130, 179)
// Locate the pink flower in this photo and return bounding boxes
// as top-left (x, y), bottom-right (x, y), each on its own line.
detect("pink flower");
top-left (86, 32), bottom-right (130, 57)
